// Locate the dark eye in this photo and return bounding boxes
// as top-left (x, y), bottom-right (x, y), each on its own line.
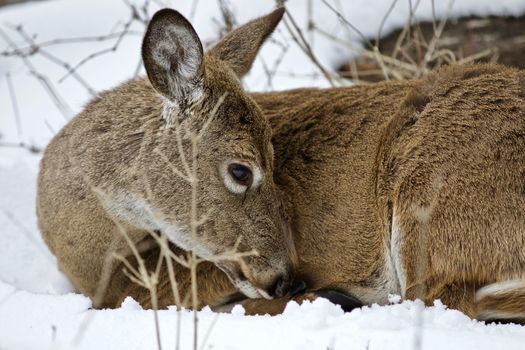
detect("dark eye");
top-left (228, 163), bottom-right (253, 188)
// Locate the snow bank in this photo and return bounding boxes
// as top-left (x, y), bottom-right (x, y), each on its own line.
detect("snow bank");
top-left (2, 275), bottom-right (525, 350)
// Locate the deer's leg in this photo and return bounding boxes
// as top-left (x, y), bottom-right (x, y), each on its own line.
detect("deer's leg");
top-left (475, 280), bottom-right (525, 324)
top-left (404, 281), bottom-right (477, 318)
top-left (241, 293), bottom-right (317, 315)
top-left (407, 280), bottom-right (525, 325)
top-left (241, 290), bottom-right (363, 315)
top-left (393, 198), bottom-right (481, 319)
top-left (98, 243), bottom-right (237, 310)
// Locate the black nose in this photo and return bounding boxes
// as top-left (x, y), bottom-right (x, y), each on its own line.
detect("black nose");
top-left (269, 275), bottom-right (290, 298)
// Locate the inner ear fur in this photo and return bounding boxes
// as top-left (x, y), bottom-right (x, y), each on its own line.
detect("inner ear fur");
top-left (142, 8), bottom-right (204, 104)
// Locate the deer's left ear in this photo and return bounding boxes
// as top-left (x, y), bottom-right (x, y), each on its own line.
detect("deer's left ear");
top-left (208, 7), bottom-right (285, 78)
top-left (142, 9), bottom-right (204, 104)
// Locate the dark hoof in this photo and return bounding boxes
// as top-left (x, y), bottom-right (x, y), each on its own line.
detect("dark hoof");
top-left (290, 280), bottom-right (308, 296)
top-left (315, 290), bottom-right (363, 312)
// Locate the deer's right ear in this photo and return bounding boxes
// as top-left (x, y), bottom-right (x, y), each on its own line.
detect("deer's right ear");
top-left (142, 9), bottom-right (204, 105)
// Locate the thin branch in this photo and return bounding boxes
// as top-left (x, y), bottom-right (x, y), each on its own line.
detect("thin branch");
top-left (375, 0), bottom-right (399, 48)
top-left (0, 141), bottom-right (42, 153)
top-left (320, 0), bottom-right (374, 50)
top-left (3, 211), bottom-right (49, 257)
top-left (154, 148), bottom-right (193, 183)
top-left (391, 0), bottom-right (422, 60)
top-left (199, 313), bottom-right (220, 350)
top-left (423, 0), bottom-right (456, 69)
top-left (283, 10), bottom-right (336, 86)
top-left (10, 25), bottom-right (97, 95)
top-left (5, 73), bottom-right (22, 139)
top-left (0, 31), bottom-right (142, 57)
top-left (189, 0), bottom-right (200, 20)
top-left (0, 27), bottom-right (74, 120)
top-left (58, 18), bottom-right (133, 83)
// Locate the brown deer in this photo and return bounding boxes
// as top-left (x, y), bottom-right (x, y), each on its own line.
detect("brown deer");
top-left (37, 7), bottom-right (525, 323)
top-left (38, 7), bottom-right (294, 309)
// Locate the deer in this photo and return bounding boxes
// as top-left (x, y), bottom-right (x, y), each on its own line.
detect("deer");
top-left (37, 7), bottom-right (525, 324)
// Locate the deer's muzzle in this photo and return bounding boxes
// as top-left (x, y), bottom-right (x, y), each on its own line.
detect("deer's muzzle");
top-left (216, 260), bottom-right (291, 299)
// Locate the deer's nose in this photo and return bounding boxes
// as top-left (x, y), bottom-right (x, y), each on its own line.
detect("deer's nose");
top-left (269, 274), bottom-right (291, 298)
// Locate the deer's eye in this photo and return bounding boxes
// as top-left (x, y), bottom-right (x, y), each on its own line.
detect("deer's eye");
top-left (228, 163), bottom-right (253, 188)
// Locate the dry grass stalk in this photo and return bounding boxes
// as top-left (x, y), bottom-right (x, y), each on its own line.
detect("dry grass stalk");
top-left (319, 0), bottom-right (495, 83)
top-left (282, 8), bottom-right (338, 86)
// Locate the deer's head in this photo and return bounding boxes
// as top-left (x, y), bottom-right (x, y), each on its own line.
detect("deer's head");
top-left (141, 8), bottom-right (294, 299)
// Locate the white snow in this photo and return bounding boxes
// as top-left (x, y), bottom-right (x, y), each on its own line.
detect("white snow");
top-left (1, 0), bottom-right (525, 349)
top-left (1, 270), bottom-right (525, 350)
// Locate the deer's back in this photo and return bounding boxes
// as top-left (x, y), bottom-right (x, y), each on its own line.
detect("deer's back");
top-left (253, 63), bottom-right (525, 301)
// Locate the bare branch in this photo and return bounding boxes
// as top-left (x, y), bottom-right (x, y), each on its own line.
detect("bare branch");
top-left (5, 73), bottom-right (22, 139)
top-left (58, 18), bottom-right (134, 84)
top-left (320, 0), bottom-right (374, 50)
top-left (10, 24), bottom-right (97, 95)
top-left (0, 27), bottom-right (74, 119)
top-left (283, 9), bottom-right (337, 86)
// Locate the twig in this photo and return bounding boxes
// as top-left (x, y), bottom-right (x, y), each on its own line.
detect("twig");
top-left (43, 120), bottom-right (56, 136)
top-left (58, 18), bottom-right (133, 84)
top-left (391, 0), bottom-right (422, 60)
top-left (260, 39), bottom-right (289, 90)
top-left (154, 148), bottom-right (192, 183)
top-left (423, 0), bottom-right (456, 70)
top-left (0, 27), bottom-right (74, 120)
top-left (9, 24), bottom-right (97, 95)
top-left (0, 141), bottom-right (42, 153)
top-left (307, 0), bottom-right (314, 46)
top-left (283, 10), bottom-right (336, 86)
top-left (217, 0), bottom-right (236, 35)
top-left (375, 0), bottom-right (399, 48)
top-left (189, 0), bottom-right (200, 20)
top-left (0, 30), bottom-right (143, 57)
top-left (111, 218), bottom-right (164, 350)
top-left (314, 27), bottom-right (418, 74)
top-left (5, 73), bottom-right (22, 139)
top-left (199, 313), bottom-right (220, 350)
top-left (3, 211), bottom-right (49, 258)
top-left (320, 0), bottom-right (374, 50)
top-left (456, 48), bottom-right (493, 65)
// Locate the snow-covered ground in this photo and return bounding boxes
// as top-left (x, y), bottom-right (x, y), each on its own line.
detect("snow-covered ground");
top-left (1, 0), bottom-right (525, 349)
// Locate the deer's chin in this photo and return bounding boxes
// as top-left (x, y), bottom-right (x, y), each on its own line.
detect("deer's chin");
top-left (233, 279), bottom-right (273, 300)
top-left (216, 262), bottom-right (273, 300)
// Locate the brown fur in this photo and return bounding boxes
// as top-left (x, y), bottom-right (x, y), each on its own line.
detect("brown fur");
top-left (475, 280), bottom-right (525, 324)
top-left (38, 7), bottom-right (293, 308)
top-left (250, 63), bottom-right (525, 322)
top-left (37, 8), bottom-right (525, 323)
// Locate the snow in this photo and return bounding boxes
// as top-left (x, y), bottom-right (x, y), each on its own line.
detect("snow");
top-left (2, 272), bottom-right (525, 350)
top-left (1, 0), bottom-right (525, 349)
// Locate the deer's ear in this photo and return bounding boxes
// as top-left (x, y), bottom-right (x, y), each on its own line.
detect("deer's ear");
top-left (208, 7), bottom-right (285, 78)
top-left (142, 9), bottom-right (204, 104)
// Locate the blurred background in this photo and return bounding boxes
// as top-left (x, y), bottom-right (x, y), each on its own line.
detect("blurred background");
top-left (1, 0), bottom-right (525, 150)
